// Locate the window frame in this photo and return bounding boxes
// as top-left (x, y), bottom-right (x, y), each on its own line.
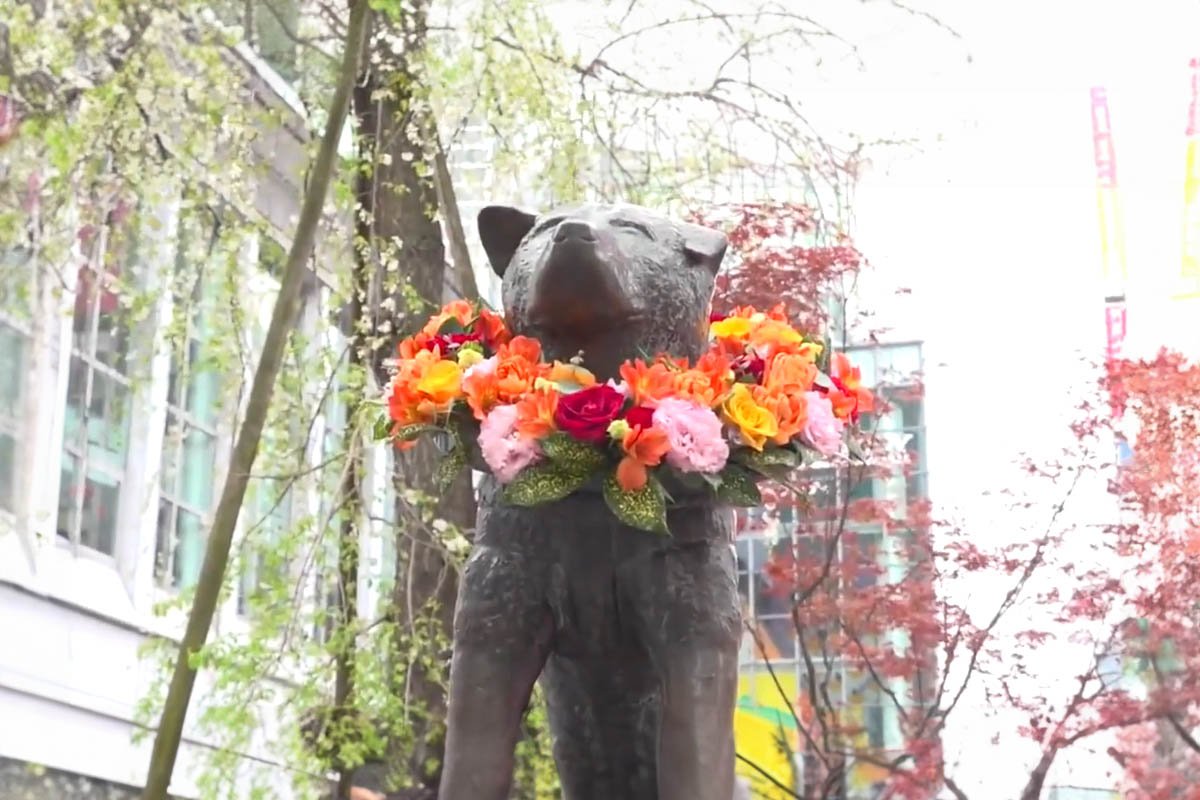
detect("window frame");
top-left (0, 239), bottom-right (35, 518)
top-left (155, 266), bottom-right (223, 591)
top-left (56, 210), bottom-right (140, 561)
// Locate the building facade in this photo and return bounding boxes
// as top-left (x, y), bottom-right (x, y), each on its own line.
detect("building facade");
top-left (0, 26), bottom-right (372, 797)
top-left (731, 341), bottom-right (929, 800)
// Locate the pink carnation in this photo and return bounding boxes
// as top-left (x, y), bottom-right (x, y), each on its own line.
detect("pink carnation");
top-left (479, 404), bottom-right (542, 483)
top-left (464, 355), bottom-right (498, 380)
top-left (801, 391), bottom-right (844, 456)
top-left (652, 397), bottom-right (730, 473)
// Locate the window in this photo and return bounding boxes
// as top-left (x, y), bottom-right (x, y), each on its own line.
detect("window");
top-left (217, 0), bottom-right (301, 82)
top-left (849, 381), bottom-right (927, 512)
top-left (156, 264), bottom-right (219, 590)
top-left (57, 208), bottom-right (137, 555)
top-left (238, 482), bottom-right (293, 616)
top-left (366, 450), bottom-right (399, 606)
top-left (736, 534), bottom-right (799, 661)
top-left (0, 243), bottom-right (32, 513)
top-left (0, 321), bottom-right (22, 512)
top-left (308, 344), bottom-right (349, 643)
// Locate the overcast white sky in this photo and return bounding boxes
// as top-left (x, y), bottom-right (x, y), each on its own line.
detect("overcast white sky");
top-left (823, 1), bottom-right (1200, 511)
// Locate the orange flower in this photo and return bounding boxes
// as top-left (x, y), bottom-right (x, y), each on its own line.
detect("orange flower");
top-left (832, 352), bottom-right (875, 416)
top-left (616, 424), bottom-right (670, 492)
top-left (673, 352), bottom-right (733, 408)
top-left (763, 352), bottom-right (818, 395)
top-left (710, 336), bottom-right (750, 360)
top-left (673, 369), bottom-right (720, 407)
top-left (753, 386), bottom-right (807, 445)
top-left (390, 349), bottom-right (458, 434)
top-left (422, 300), bottom-right (475, 337)
top-left (485, 335), bottom-right (545, 403)
top-left (828, 388), bottom-right (858, 422)
top-left (749, 318), bottom-right (804, 355)
top-left (499, 335), bottom-right (543, 365)
top-left (729, 304), bottom-right (787, 322)
top-left (515, 386), bottom-right (559, 439)
top-left (546, 361), bottom-right (597, 389)
top-left (475, 307), bottom-right (511, 349)
top-left (619, 359), bottom-right (675, 406)
top-left (793, 340), bottom-right (824, 361)
top-left (398, 331), bottom-right (436, 360)
top-left (462, 367), bottom-right (499, 420)
top-left (495, 356), bottom-right (542, 403)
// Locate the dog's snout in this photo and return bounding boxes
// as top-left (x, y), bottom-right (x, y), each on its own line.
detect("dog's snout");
top-left (553, 219), bottom-right (596, 244)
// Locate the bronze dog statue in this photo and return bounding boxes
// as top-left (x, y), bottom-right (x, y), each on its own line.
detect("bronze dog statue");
top-left (437, 204), bottom-right (741, 800)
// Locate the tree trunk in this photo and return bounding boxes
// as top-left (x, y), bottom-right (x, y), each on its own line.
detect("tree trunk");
top-left (432, 134), bottom-right (478, 303)
top-left (1018, 747), bottom-right (1058, 800)
top-left (352, 0), bottom-right (477, 793)
top-left (333, 229), bottom-right (369, 800)
top-left (140, 4), bottom-right (371, 799)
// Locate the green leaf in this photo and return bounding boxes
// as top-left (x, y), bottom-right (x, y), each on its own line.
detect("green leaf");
top-left (716, 464), bottom-right (762, 507)
top-left (734, 447), bottom-right (799, 480)
top-left (435, 447), bottom-right (468, 492)
top-left (664, 466), bottom-right (708, 492)
top-left (603, 473), bottom-right (669, 535)
top-left (503, 463), bottom-right (594, 506)
top-left (436, 317), bottom-right (467, 336)
top-left (812, 334), bottom-right (832, 374)
top-left (394, 423), bottom-right (439, 443)
top-left (540, 432), bottom-right (609, 472)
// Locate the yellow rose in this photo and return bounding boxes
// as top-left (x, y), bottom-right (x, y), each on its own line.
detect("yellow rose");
top-left (416, 360), bottom-right (463, 408)
top-left (710, 316), bottom-right (753, 340)
top-left (457, 347), bottom-right (484, 369)
top-left (796, 341), bottom-right (823, 361)
top-left (721, 383), bottom-right (779, 451)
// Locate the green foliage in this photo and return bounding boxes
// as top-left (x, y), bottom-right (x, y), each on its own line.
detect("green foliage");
top-left (603, 472), bottom-right (669, 535)
top-left (541, 432), bottom-right (609, 473)
top-left (503, 461), bottom-right (595, 506)
top-left (734, 446), bottom-right (800, 481)
top-left (715, 463), bottom-right (763, 507)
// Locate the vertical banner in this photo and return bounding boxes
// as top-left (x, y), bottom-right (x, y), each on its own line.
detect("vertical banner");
top-left (1179, 59), bottom-right (1200, 296)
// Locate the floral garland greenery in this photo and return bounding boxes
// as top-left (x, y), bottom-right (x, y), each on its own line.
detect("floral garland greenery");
top-left (383, 301), bottom-right (873, 533)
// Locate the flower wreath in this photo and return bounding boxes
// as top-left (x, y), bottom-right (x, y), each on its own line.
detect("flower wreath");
top-left (384, 300), bottom-right (873, 534)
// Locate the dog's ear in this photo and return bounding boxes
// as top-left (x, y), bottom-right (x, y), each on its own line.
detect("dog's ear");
top-left (478, 206), bottom-right (537, 278)
top-left (681, 222), bottom-right (728, 276)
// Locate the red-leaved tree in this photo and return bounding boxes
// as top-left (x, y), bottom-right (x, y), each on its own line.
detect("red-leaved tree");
top-left (1101, 351), bottom-right (1200, 799)
top-left (689, 203), bottom-right (864, 337)
top-left (699, 201), bottom-right (1200, 800)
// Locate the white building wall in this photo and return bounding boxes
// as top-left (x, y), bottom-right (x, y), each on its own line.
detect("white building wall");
top-left (0, 46), bottom-right (322, 799)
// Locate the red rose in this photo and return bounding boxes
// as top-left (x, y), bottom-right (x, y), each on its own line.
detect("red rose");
top-left (734, 354), bottom-right (766, 382)
top-left (424, 332), bottom-right (481, 353)
top-left (623, 405), bottom-right (655, 430)
top-left (555, 384), bottom-right (626, 443)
